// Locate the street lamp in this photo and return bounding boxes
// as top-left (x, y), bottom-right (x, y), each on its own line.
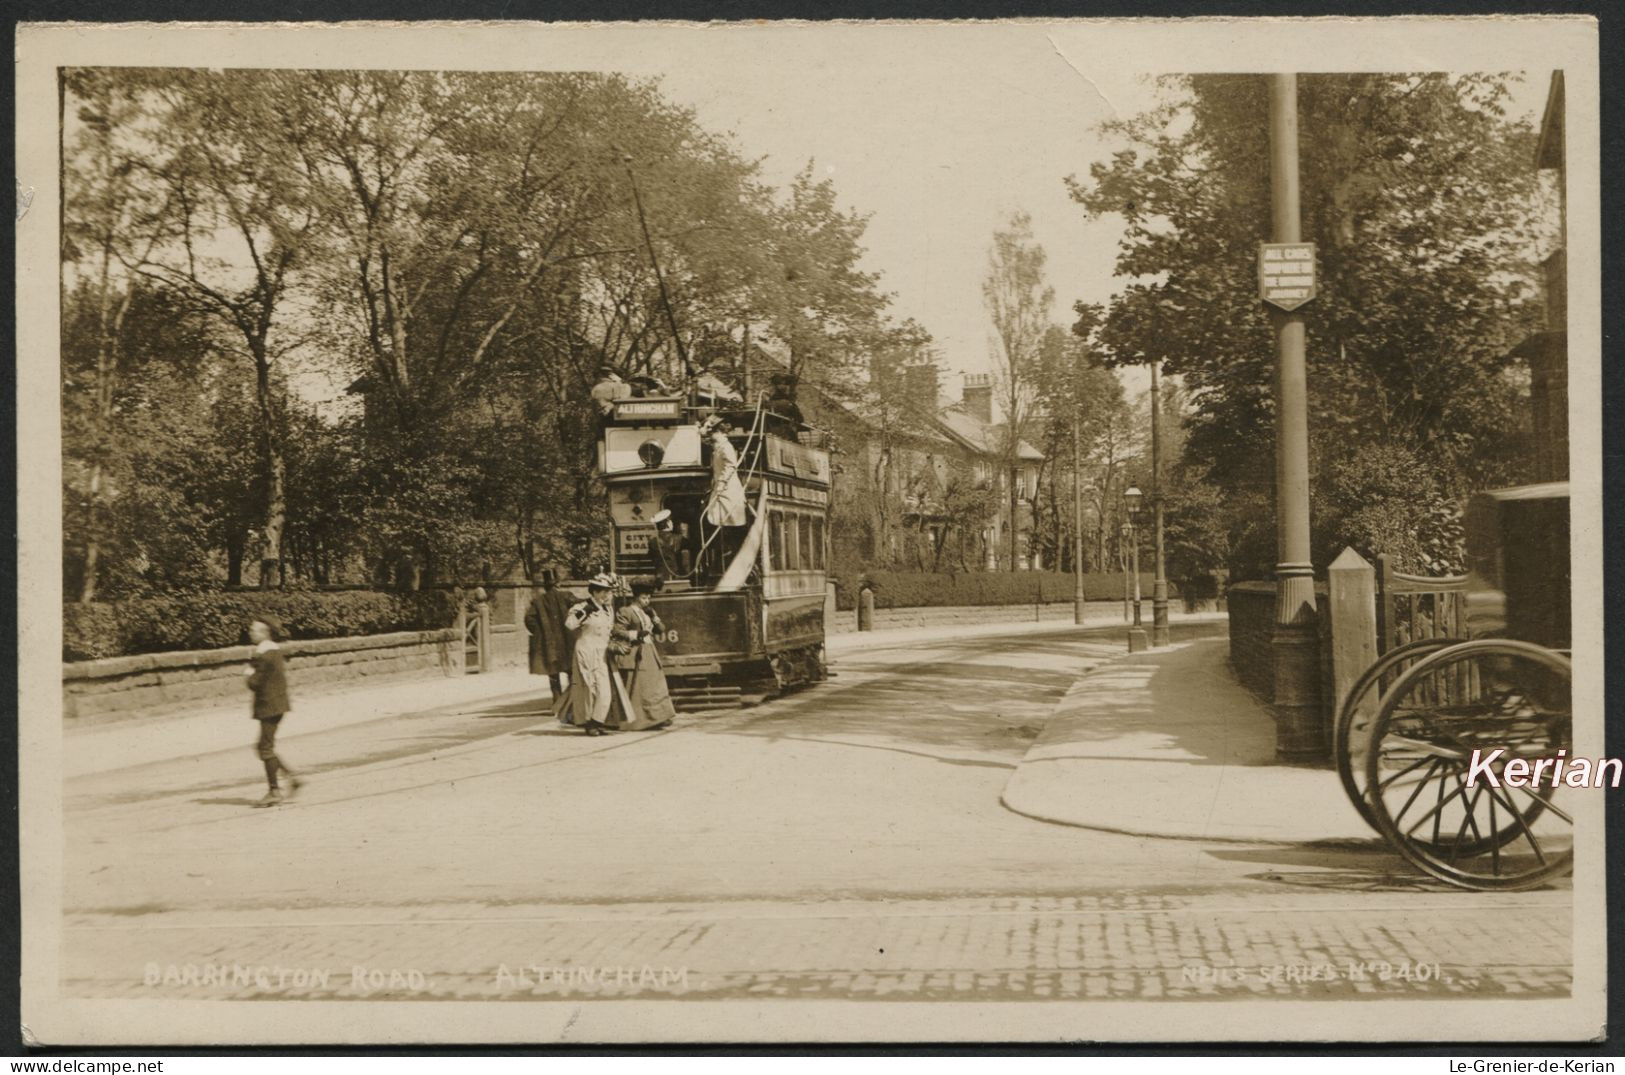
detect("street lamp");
top-left (1124, 486), bottom-right (1144, 627)
top-left (1123, 487), bottom-right (1148, 653)
top-left (1149, 359), bottom-right (1170, 648)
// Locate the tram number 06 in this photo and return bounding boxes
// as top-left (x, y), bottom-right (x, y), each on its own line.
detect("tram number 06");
top-left (658, 629), bottom-right (679, 644)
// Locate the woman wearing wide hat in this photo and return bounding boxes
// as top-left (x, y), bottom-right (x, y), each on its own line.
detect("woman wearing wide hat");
top-left (560, 573), bottom-right (621, 736)
top-left (610, 577), bottom-right (678, 731)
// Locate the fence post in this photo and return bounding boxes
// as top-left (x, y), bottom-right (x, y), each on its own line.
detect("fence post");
top-left (454, 604), bottom-right (468, 675)
top-left (1328, 547), bottom-right (1378, 721)
top-left (476, 597), bottom-right (492, 674)
top-left (857, 583), bottom-right (874, 632)
top-left (1375, 552), bottom-right (1394, 654)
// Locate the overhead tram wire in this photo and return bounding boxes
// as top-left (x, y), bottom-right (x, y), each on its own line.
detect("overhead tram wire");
top-left (618, 149), bottom-right (694, 384)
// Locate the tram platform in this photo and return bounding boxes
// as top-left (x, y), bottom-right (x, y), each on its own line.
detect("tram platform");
top-left (1001, 635), bottom-right (1374, 844)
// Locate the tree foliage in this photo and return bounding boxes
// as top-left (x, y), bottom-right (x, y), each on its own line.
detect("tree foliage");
top-left (61, 69), bottom-right (905, 597)
top-left (1068, 74), bottom-right (1549, 576)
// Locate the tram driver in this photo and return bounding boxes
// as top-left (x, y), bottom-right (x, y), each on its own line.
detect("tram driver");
top-left (650, 509), bottom-right (692, 584)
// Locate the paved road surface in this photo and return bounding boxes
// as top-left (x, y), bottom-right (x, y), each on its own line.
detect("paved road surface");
top-left (62, 623), bottom-right (1570, 1002)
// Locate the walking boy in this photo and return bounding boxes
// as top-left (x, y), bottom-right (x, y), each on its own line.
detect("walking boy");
top-left (246, 615), bottom-right (300, 807)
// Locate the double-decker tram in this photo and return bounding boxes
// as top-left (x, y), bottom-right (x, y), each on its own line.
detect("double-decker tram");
top-left (598, 387), bottom-right (831, 705)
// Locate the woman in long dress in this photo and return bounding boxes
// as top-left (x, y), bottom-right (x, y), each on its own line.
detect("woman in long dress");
top-left (610, 579), bottom-right (678, 731)
top-left (561, 574), bottom-right (621, 736)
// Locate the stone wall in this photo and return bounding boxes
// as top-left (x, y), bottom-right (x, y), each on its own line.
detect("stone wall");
top-left (63, 629), bottom-right (462, 726)
top-left (1227, 580), bottom-right (1341, 708)
top-left (1226, 582), bottom-right (1279, 699)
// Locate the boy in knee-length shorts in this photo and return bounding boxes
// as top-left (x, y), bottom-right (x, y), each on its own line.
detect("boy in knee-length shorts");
top-left (246, 615), bottom-right (301, 807)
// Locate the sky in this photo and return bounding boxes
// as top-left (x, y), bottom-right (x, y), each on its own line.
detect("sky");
top-left (598, 25), bottom-right (1167, 400)
top-left (548, 23), bottom-right (1549, 407)
top-left (61, 22), bottom-right (1553, 415)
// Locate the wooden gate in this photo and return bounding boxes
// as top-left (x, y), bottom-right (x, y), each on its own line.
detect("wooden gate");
top-left (460, 595), bottom-right (491, 674)
top-left (1375, 553), bottom-right (1468, 654)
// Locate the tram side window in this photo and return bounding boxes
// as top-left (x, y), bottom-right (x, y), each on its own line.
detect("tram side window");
top-left (769, 509), bottom-right (784, 571)
top-left (811, 517), bottom-right (825, 571)
top-left (797, 515), bottom-right (813, 572)
top-left (784, 511), bottom-right (801, 570)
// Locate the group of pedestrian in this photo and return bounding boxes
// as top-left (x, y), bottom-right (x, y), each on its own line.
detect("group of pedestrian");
top-left (235, 567), bottom-right (677, 809)
top-left (526, 569), bottom-right (678, 738)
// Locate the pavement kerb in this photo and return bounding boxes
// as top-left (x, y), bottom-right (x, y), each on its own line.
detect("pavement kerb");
top-left (999, 636), bottom-right (1376, 845)
top-left (825, 611), bottom-right (1228, 656)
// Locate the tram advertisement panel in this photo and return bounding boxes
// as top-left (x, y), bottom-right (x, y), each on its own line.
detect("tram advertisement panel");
top-left (650, 591), bottom-right (759, 661)
top-left (765, 594), bottom-right (824, 650)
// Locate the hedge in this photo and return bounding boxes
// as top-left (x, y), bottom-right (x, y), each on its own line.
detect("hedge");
top-left (63, 589), bottom-right (461, 661)
top-left (831, 570), bottom-right (1172, 611)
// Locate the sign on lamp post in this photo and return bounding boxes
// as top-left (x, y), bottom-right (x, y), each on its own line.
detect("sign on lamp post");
top-left (1258, 241), bottom-right (1317, 311)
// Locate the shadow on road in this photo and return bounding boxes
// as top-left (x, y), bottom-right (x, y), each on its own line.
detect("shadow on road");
top-left (1208, 841), bottom-right (1573, 894)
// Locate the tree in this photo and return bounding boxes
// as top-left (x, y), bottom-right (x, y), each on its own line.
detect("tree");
top-left (60, 70), bottom-right (177, 601)
top-left (982, 211), bottom-right (1054, 571)
top-left (1068, 74), bottom-right (1548, 576)
top-left (110, 69), bottom-right (330, 589)
top-left (1029, 313), bottom-right (1129, 572)
top-left (755, 166), bottom-right (893, 395)
top-left (59, 68), bottom-right (918, 596)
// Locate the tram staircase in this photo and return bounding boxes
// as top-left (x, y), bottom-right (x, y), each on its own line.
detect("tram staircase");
top-left (669, 683), bottom-right (749, 712)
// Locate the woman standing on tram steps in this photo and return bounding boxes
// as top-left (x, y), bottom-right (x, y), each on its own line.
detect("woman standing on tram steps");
top-left (611, 578), bottom-right (678, 731)
top-left (562, 574), bottom-right (620, 737)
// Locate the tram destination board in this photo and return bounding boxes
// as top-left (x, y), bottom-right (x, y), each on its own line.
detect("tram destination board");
top-left (1258, 242), bottom-right (1317, 311)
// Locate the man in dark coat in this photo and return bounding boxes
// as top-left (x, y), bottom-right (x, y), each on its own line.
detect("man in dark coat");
top-left (245, 614), bottom-right (299, 808)
top-left (650, 509), bottom-right (691, 583)
top-left (524, 569), bottom-right (577, 704)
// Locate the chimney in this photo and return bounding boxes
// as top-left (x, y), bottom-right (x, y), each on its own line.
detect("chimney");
top-left (903, 363), bottom-right (940, 413)
top-left (962, 373), bottom-right (993, 425)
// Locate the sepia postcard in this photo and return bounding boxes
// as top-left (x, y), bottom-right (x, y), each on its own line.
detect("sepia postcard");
top-left (15, 16), bottom-right (1605, 1046)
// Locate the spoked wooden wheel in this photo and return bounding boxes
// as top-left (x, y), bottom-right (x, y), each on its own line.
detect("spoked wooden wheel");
top-left (1363, 640), bottom-right (1573, 891)
top-left (1335, 637), bottom-right (1463, 832)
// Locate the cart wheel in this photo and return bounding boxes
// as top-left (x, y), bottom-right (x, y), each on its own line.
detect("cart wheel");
top-left (1363, 639), bottom-right (1572, 891)
top-left (1335, 637), bottom-right (1462, 833)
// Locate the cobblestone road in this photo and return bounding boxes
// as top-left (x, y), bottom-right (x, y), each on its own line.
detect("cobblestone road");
top-left (67, 891), bottom-right (1570, 1001)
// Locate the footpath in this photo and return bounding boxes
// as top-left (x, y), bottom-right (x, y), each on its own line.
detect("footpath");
top-left (1001, 636), bottom-right (1372, 843)
top-left (63, 614), bottom-right (1219, 779)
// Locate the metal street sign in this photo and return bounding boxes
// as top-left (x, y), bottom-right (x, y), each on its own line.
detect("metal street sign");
top-left (1258, 242), bottom-right (1317, 311)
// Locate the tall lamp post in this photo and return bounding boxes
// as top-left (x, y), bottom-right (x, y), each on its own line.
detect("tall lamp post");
top-left (1124, 487), bottom-right (1148, 652)
top-left (1150, 360), bottom-right (1170, 647)
top-left (1266, 72), bottom-right (1321, 759)
top-left (1073, 415), bottom-right (1086, 625)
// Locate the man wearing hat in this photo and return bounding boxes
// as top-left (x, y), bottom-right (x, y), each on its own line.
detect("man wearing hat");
top-left (244, 613), bottom-right (300, 807)
top-left (562, 573), bottom-right (620, 735)
top-left (650, 509), bottom-right (691, 582)
top-left (524, 568), bottom-right (577, 707)
top-left (590, 365), bottom-right (631, 417)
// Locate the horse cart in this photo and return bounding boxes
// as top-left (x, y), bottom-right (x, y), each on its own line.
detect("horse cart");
top-left (1332, 482), bottom-right (1574, 891)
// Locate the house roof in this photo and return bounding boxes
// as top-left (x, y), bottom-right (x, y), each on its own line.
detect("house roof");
top-left (1536, 71), bottom-right (1564, 171)
top-left (937, 404), bottom-right (1044, 461)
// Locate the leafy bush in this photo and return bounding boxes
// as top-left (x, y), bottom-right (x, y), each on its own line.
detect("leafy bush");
top-left (834, 571), bottom-right (1168, 611)
top-left (63, 589), bottom-right (460, 661)
top-left (1313, 444), bottom-right (1467, 576)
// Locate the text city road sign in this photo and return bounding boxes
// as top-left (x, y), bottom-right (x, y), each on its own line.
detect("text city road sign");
top-left (1258, 242), bottom-right (1317, 311)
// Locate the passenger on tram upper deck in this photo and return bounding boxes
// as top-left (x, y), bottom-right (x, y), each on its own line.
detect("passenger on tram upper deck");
top-left (765, 372), bottom-right (803, 438)
top-left (627, 372), bottom-right (670, 398)
top-left (590, 365), bottom-right (631, 416)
